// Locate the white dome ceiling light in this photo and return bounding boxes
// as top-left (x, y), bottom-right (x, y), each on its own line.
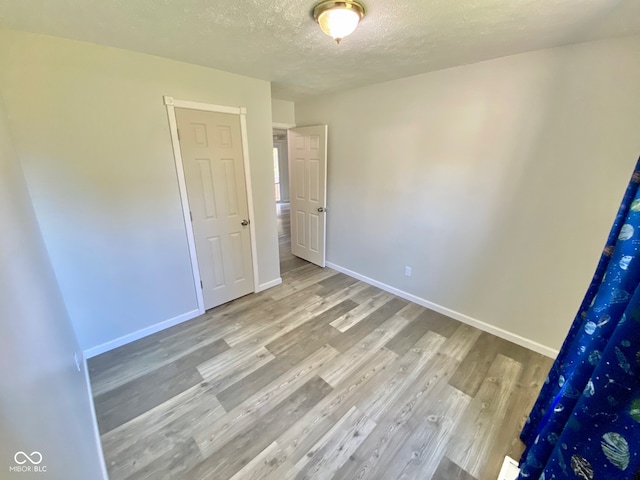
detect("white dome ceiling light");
top-left (313, 0), bottom-right (366, 44)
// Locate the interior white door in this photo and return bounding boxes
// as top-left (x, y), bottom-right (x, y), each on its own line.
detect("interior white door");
top-left (288, 125), bottom-right (328, 267)
top-left (176, 108), bottom-right (254, 310)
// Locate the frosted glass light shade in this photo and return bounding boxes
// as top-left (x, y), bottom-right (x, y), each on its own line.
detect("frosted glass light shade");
top-left (313, 1), bottom-right (365, 43)
top-left (318, 9), bottom-right (360, 41)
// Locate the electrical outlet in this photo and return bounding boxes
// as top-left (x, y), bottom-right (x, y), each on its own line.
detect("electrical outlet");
top-left (74, 352), bottom-right (82, 372)
top-left (404, 266), bottom-right (412, 277)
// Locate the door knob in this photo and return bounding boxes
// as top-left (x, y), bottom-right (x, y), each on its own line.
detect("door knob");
top-left (241, 219), bottom-right (250, 226)
top-left (317, 207), bottom-right (326, 213)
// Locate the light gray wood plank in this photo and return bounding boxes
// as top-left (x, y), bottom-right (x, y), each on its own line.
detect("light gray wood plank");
top-left (328, 297), bottom-right (409, 353)
top-left (488, 351), bottom-right (554, 477)
top-left (446, 354), bottom-right (523, 478)
top-left (220, 281), bottom-right (363, 353)
top-left (391, 384), bottom-right (471, 480)
top-left (334, 344), bottom-right (466, 480)
top-left (228, 441), bottom-right (290, 480)
top-left (223, 285), bottom-right (322, 345)
top-left (266, 299), bottom-right (357, 356)
top-left (306, 281), bottom-right (372, 315)
top-left (280, 256), bottom-right (309, 274)
top-left (275, 347), bottom-right (398, 466)
top-left (184, 376), bottom-right (333, 480)
top-left (94, 339), bottom-right (229, 434)
top-left (330, 290), bottom-right (395, 332)
top-left (396, 302), bottom-right (426, 320)
top-left (217, 316), bottom-right (345, 411)
top-left (319, 314), bottom-right (408, 387)
top-left (290, 406), bottom-right (377, 480)
top-left (88, 319), bottom-right (238, 397)
top-left (196, 345), bottom-right (276, 392)
top-left (219, 288), bottom-right (325, 346)
top-left (101, 381), bottom-right (225, 479)
top-left (271, 268), bottom-right (338, 300)
top-left (124, 438), bottom-right (202, 480)
top-left (212, 303), bottom-right (358, 407)
top-left (384, 312), bottom-right (434, 356)
top-left (315, 272), bottom-right (359, 297)
top-left (449, 331), bottom-right (500, 396)
top-left (439, 323), bottom-right (483, 362)
top-left (193, 344), bottom-right (339, 458)
top-left (415, 308), bottom-right (461, 338)
top-left (223, 285), bottom-right (359, 351)
top-left (356, 331), bottom-right (447, 423)
top-left (449, 331), bottom-right (534, 397)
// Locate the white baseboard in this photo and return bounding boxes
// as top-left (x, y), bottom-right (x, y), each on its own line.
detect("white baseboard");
top-left (82, 277), bottom-right (282, 359)
top-left (83, 308), bottom-right (201, 359)
top-left (256, 277), bottom-right (283, 292)
top-left (326, 262), bottom-right (558, 359)
top-left (81, 355), bottom-right (109, 479)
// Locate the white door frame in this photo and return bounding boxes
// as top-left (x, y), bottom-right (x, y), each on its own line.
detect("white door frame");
top-left (164, 95), bottom-right (260, 314)
top-left (272, 122), bottom-right (296, 130)
top-left (272, 123), bottom-right (296, 204)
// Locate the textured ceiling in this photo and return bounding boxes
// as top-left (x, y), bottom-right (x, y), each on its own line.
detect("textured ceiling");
top-left (1, 0), bottom-right (639, 100)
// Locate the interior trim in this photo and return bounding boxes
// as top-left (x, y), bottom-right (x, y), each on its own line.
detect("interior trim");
top-left (256, 277), bottom-right (283, 292)
top-left (83, 308), bottom-right (200, 358)
top-left (82, 355), bottom-right (110, 478)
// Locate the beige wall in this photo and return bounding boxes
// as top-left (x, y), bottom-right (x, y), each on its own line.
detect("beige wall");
top-left (296, 35), bottom-right (640, 353)
top-left (0, 29), bottom-right (279, 352)
top-left (0, 97), bottom-right (106, 477)
top-left (272, 98), bottom-right (295, 125)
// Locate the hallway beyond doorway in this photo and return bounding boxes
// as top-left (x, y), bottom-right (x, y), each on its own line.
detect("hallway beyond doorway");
top-left (277, 202), bottom-right (308, 274)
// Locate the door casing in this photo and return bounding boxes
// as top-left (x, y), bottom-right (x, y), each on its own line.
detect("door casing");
top-left (164, 96), bottom-right (259, 315)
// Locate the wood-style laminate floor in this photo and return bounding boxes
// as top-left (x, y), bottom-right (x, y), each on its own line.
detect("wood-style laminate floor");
top-left (89, 203), bottom-right (553, 480)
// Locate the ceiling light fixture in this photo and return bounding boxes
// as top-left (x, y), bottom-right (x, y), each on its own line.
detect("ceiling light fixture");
top-left (313, 0), bottom-right (365, 44)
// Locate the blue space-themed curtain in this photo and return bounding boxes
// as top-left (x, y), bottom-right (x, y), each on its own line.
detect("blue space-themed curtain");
top-left (519, 158), bottom-right (640, 480)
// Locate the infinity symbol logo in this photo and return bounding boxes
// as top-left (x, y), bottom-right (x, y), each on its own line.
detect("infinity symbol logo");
top-left (14, 451), bottom-right (43, 465)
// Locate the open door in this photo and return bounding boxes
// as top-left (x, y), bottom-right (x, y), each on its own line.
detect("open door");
top-left (287, 125), bottom-right (328, 267)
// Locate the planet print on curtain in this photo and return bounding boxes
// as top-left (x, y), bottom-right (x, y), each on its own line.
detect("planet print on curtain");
top-left (519, 157), bottom-right (640, 480)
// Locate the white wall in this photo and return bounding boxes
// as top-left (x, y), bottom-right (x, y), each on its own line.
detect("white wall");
top-left (296, 35), bottom-right (640, 353)
top-left (0, 97), bottom-right (106, 478)
top-left (0, 29), bottom-right (279, 352)
top-left (272, 98), bottom-right (295, 125)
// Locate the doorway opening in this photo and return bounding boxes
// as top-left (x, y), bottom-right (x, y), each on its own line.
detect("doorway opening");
top-left (277, 201), bottom-right (307, 274)
top-left (273, 127), bottom-right (303, 273)
top-left (273, 129), bottom-right (289, 205)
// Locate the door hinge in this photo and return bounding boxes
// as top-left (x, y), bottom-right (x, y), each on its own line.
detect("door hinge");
top-left (177, 128), bottom-right (181, 141)
top-left (200, 280), bottom-right (203, 289)
top-left (190, 211), bottom-right (193, 222)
